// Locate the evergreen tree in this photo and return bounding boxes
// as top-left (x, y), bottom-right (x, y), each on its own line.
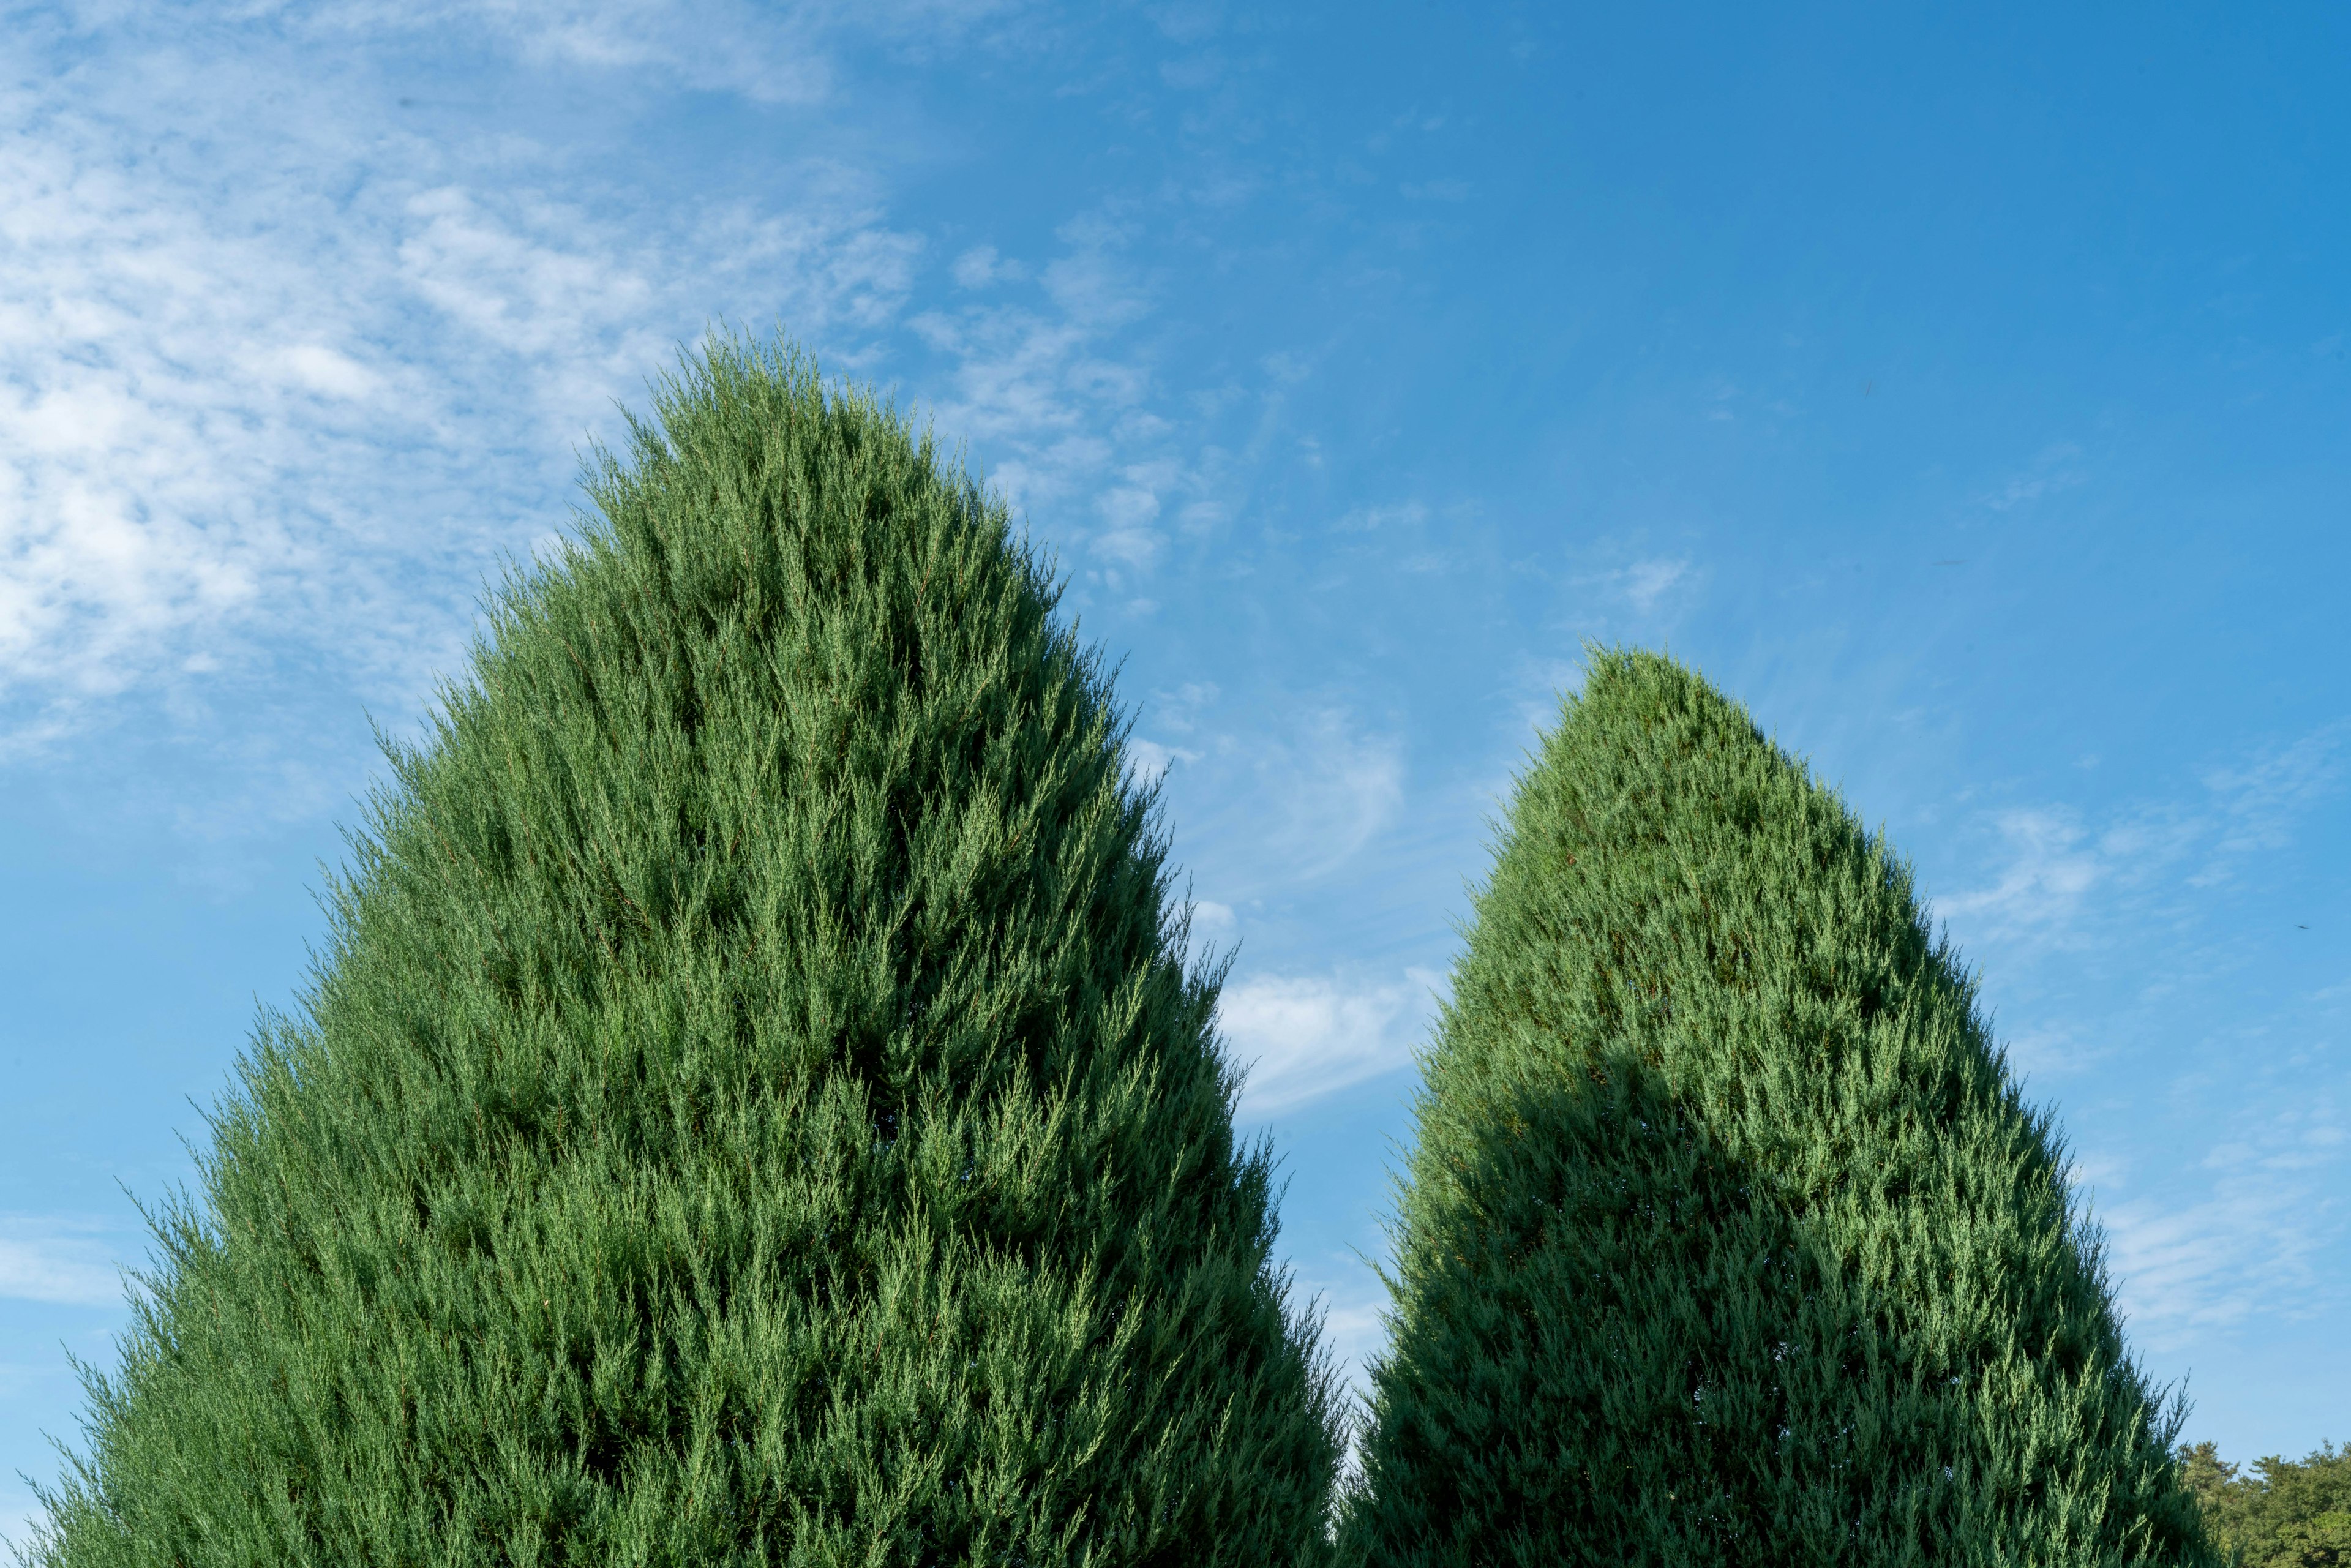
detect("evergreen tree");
top-left (1339, 648), bottom-right (2214, 1567)
top-left (26, 335), bottom-right (1343, 1568)
top-left (2179, 1440), bottom-right (2351, 1567)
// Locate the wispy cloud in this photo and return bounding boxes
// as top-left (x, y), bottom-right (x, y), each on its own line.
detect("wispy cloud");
top-left (1186, 898), bottom-right (1237, 940)
top-left (0, 1215), bottom-right (129, 1308)
top-left (907, 214), bottom-right (1225, 596)
top-left (1620, 557), bottom-right (1691, 611)
top-left (950, 244), bottom-right (1028, 289)
top-left (1982, 440), bottom-right (2085, 512)
top-left (2001, 1021), bottom-right (2109, 1081)
top-left (2090, 1093), bottom-right (2347, 1349)
top-left (0, 12), bottom-right (920, 754)
top-left (396, 176), bottom-right (920, 435)
top-left (1254, 710), bottom-right (1408, 881)
top-left (1124, 735), bottom-right (1201, 789)
top-left (2200, 720), bottom-right (2348, 862)
top-left (1221, 966), bottom-right (1442, 1118)
top-left (1927, 722), bottom-right (2351, 1351)
top-left (1332, 500), bottom-right (1428, 534)
top-left (299, 0), bottom-right (1037, 103)
top-left (1937, 806), bottom-right (2110, 939)
top-left (1936, 720), bottom-right (2349, 948)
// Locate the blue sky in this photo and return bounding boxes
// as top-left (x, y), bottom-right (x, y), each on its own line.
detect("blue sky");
top-left (4, 0), bottom-right (2348, 1540)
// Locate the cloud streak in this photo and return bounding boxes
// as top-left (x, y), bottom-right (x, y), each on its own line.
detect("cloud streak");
top-left (0, 15), bottom-right (922, 754)
top-left (1927, 722), bottom-right (2351, 1349)
top-left (1221, 966), bottom-right (1441, 1118)
top-left (2091, 1092), bottom-right (2347, 1349)
top-left (1248, 710), bottom-right (1408, 882)
top-left (1935, 719), bottom-right (2350, 948)
top-left (299, 0), bottom-right (1037, 104)
top-left (0, 1215), bottom-right (129, 1308)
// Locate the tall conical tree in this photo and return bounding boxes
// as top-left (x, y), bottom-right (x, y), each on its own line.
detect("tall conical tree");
top-left (27, 335), bottom-right (1343, 1567)
top-left (1340, 649), bottom-right (2215, 1567)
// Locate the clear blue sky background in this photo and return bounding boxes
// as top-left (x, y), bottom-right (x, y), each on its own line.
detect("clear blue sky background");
top-left (4, 0), bottom-right (2347, 1542)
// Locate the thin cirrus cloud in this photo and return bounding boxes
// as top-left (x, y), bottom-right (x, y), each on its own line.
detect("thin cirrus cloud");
top-left (950, 244), bottom-right (1029, 290)
top-left (2095, 1097), bottom-right (2347, 1351)
top-left (295, 0), bottom-right (1036, 103)
top-left (1220, 967), bottom-right (1444, 1120)
top-left (1123, 736), bottom-right (1202, 790)
top-left (1926, 719), bottom-right (2351, 1352)
top-left (0, 96), bottom-right (375, 720)
top-left (1148, 704), bottom-right (1411, 899)
top-left (1936, 807), bottom-right (2111, 941)
top-left (0, 1216), bottom-right (129, 1309)
top-left (1619, 557), bottom-right (1692, 612)
top-left (1935, 718), bottom-right (2349, 945)
top-left (1261, 710), bottom-right (1408, 881)
top-left (0, 6), bottom-right (1016, 759)
top-left (905, 215), bottom-right (1224, 597)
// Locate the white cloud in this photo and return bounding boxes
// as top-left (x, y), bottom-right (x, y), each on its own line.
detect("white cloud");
top-left (1983, 440), bottom-right (2085, 512)
top-left (2000, 1021), bottom-right (2106, 1081)
top-left (268, 343), bottom-right (384, 401)
top-left (1124, 736), bottom-right (1199, 788)
top-left (1935, 721), bottom-right (2349, 948)
top-left (299, 0), bottom-right (1035, 104)
top-left (1221, 966), bottom-right (1441, 1117)
top-left (1187, 898), bottom-right (1236, 939)
top-left (2090, 1097), bottom-right (2347, 1348)
top-left (1149, 680), bottom-right (1219, 732)
top-left (1913, 730), bottom-right (2351, 1352)
top-left (0, 1216), bottom-right (130, 1307)
top-left (1258, 350), bottom-right (1311, 383)
top-left (1093, 484), bottom-right (1164, 571)
top-left (398, 186), bottom-right (664, 362)
top-left (951, 244), bottom-right (1027, 288)
top-left (1333, 500), bottom-right (1427, 533)
top-left (1938, 807), bottom-right (2105, 938)
top-left (396, 177), bottom-right (920, 436)
top-left (1620, 556), bottom-right (1690, 611)
top-left (907, 216), bottom-right (1231, 591)
top-left (0, 120), bottom-right (352, 722)
top-left (2202, 719), bottom-right (2348, 860)
top-left (1258, 710), bottom-right (1406, 880)
top-left (0, 16), bottom-right (920, 752)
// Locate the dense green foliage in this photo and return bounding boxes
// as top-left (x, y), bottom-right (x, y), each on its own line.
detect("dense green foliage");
top-left (2180, 1442), bottom-right (2351, 1567)
top-left (1340, 648), bottom-right (2215, 1567)
top-left (26, 337), bottom-right (1343, 1567)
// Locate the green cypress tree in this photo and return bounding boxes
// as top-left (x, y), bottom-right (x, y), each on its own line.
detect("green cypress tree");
top-left (26, 335), bottom-right (1343, 1568)
top-left (1339, 648), bottom-right (2215, 1567)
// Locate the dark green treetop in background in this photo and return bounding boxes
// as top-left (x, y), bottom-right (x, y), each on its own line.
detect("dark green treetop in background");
top-left (2180, 1441), bottom-right (2351, 1567)
top-left (1340, 648), bottom-right (2216, 1567)
top-left (26, 334), bottom-right (1344, 1567)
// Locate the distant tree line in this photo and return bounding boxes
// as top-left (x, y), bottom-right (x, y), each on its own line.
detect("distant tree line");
top-left (2179, 1442), bottom-right (2351, 1568)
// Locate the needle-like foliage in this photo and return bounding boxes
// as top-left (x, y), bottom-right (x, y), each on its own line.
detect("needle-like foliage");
top-left (1339, 648), bottom-right (2216, 1567)
top-left (25, 334), bottom-right (1343, 1568)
